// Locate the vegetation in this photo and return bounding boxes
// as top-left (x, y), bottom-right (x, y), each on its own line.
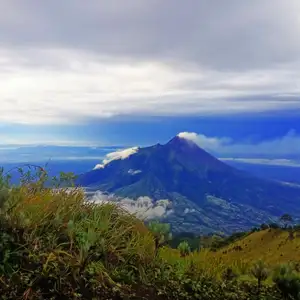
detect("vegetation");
top-left (177, 241), bottom-right (191, 257)
top-left (147, 220), bottom-right (172, 253)
top-left (280, 213), bottom-right (293, 228)
top-left (1, 167), bottom-right (300, 299)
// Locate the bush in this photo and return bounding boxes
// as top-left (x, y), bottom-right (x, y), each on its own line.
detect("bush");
top-left (177, 241), bottom-right (191, 257)
top-left (273, 264), bottom-right (300, 299)
top-left (260, 223), bottom-right (269, 230)
top-left (269, 223), bottom-right (280, 229)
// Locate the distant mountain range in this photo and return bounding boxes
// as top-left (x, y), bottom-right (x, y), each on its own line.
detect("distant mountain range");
top-left (78, 135), bottom-right (300, 234)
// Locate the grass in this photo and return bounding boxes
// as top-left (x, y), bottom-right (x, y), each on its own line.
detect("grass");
top-left (209, 229), bottom-right (300, 265)
top-left (0, 167), bottom-right (300, 299)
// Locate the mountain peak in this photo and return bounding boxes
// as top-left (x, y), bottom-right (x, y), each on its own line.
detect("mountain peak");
top-left (167, 135), bottom-right (198, 148)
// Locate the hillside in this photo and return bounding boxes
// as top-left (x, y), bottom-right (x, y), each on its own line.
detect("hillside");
top-left (212, 229), bottom-right (300, 265)
top-left (0, 173), bottom-right (300, 300)
top-left (78, 135), bottom-right (300, 233)
top-left (2, 170), bottom-right (300, 299)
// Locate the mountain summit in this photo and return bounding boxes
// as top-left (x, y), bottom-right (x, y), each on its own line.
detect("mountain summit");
top-left (78, 135), bottom-right (300, 233)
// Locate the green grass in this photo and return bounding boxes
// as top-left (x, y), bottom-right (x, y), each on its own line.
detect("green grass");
top-left (0, 168), bottom-right (299, 299)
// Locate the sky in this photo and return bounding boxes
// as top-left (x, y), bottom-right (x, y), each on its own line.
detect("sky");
top-left (0, 0), bottom-right (300, 162)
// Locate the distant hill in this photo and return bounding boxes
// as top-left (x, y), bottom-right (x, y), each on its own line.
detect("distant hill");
top-left (210, 228), bottom-right (300, 266)
top-left (78, 135), bottom-right (300, 233)
top-left (223, 160), bottom-right (300, 184)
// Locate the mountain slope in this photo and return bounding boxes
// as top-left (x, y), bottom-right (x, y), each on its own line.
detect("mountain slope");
top-left (211, 229), bottom-right (300, 265)
top-left (78, 135), bottom-right (300, 233)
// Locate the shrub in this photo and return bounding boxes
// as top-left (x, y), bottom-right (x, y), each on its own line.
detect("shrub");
top-left (251, 260), bottom-right (269, 297)
top-left (260, 223), bottom-right (269, 230)
top-left (273, 264), bottom-right (300, 300)
top-left (269, 223), bottom-right (280, 229)
top-left (177, 241), bottom-right (191, 257)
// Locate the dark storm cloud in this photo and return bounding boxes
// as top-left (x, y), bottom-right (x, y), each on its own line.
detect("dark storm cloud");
top-left (1, 0), bottom-right (300, 70)
top-left (0, 0), bottom-right (299, 126)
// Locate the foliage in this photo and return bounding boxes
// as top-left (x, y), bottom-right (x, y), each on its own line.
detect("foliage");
top-left (260, 223), bottom-right (269, 230)
top-left (273, 264), bottom-right (300, 299)
top-left (148, 220), bottom-right (172, 252)
top-left (177, 241), bottom-right (191, 257)
top-left (280, 214), bottom-right (293, 228)
top-left (169, 232), bottom-right (201, 251)
top-left (0, 167), bottom-right (299, 299)
top-left (251, 260), bottom-right (269, 297)
top-left (269, 223), bottom-right (280, 229)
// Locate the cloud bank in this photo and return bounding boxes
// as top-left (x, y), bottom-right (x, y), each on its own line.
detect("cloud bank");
top-left (89, 191), bottom-right (173, 220)
top-left (221, 158), bottom-right (300, 167)
top-left (0, 1), bottom-right (300, 125)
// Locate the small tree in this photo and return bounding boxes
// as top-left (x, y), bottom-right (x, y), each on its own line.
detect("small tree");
top-left (260, 223), bottom-right (269, 230)
top-left (251, 260), bottom-right (269, 298)
top-left (177, 241), bottom-right (191, 257)
top-left (280, 214), bottom-right (293, 229)
top-left (273, 264), bottom-right (300, 299)
top-left (148, 221), bottom-right (172, 254)
top-left (268, 222), bottom-right (280, 229)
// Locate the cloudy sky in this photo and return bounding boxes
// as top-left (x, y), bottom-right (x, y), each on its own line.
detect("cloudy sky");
top-left (0, 0), bottom-right (300, 160)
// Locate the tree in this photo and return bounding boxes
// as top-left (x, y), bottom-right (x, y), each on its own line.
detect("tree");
top-left (177, 241), bottom-right (191, 257)
top-left (148, 221), bottom-right (172, 254)
top-left (260, 223), bottom-right (269, 230)
top-left (268, 222), bottom-right (280, 229)
top-left (273, 264), bottom-right (300, 299)
top-left (280, 214), bottom-right (293, 229)
top-left (251, 260), bottom-right (269, 297)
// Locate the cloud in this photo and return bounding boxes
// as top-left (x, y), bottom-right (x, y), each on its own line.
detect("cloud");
top-left (94, 147), bottom-right (139, 169)
top-left (128, 169), bottom-right (142, 175)
top-left (1, 0), bottom-right (300, 69)
top-left (184, 208), bottom-right (196, 214)
top-left (178, 132), bottom-right (231, 149)
top-left (178, 130), bottom-right (300, 159)
top-left (0, 1), bottom-right (300, 124)
top-left (221, 158), bottom-right (300, 167)
top-left (0, 145), bottom-right (114, 163)
top-left (89, 191), bottom-right (173, 220)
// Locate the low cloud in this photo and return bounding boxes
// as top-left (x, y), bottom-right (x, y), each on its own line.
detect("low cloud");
top-left (94, 147), bottom-right (139, 169)
top-left (89, 191), bottom-right (173, 220)
top-left (128, 169), bottom-right (142, 175)
top-left (221, 158), bottom-right (300, 167)
top-left (178, 130), bottom-right (300, 159)
top-left (184, 208), bottom-right (196, 214)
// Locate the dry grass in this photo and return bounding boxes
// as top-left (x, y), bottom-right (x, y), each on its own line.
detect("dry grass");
top-left (210, 229), bottom-right (300, 265)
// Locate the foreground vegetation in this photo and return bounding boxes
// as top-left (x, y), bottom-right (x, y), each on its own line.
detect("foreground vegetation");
top-left (1, 167), bottom-right (300, 299)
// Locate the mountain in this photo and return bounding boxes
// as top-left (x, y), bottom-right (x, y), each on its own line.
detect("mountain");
top-left (78, 135), bottom-right (300, 234)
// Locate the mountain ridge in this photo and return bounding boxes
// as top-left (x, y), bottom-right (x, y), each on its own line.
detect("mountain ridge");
top-left (78, 135), bottom-right (300, 233)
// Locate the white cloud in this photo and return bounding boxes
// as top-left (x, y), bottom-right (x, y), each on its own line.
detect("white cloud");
top-left (0, 47), bottom-right (300, 125)
top-left (177, 130), bottom-right (300, 159)
top-left (221, 158), bottom-right (300, 167)
top-left (94, 147), bottom-right (139, 169)
top-left (128, 169), bottom-right (142, 175)
top-left (178, 132), bottom-right (231, 149)
top-left (184, 208), bottom-right (196, 214)
top-left (89, 191), bottom-right (173, 220)
top-left (0, 1), bottom-right (300, 125)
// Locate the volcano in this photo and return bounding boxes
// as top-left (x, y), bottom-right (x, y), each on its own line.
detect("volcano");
top-left (78, 135), bottom-right (300, 233)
